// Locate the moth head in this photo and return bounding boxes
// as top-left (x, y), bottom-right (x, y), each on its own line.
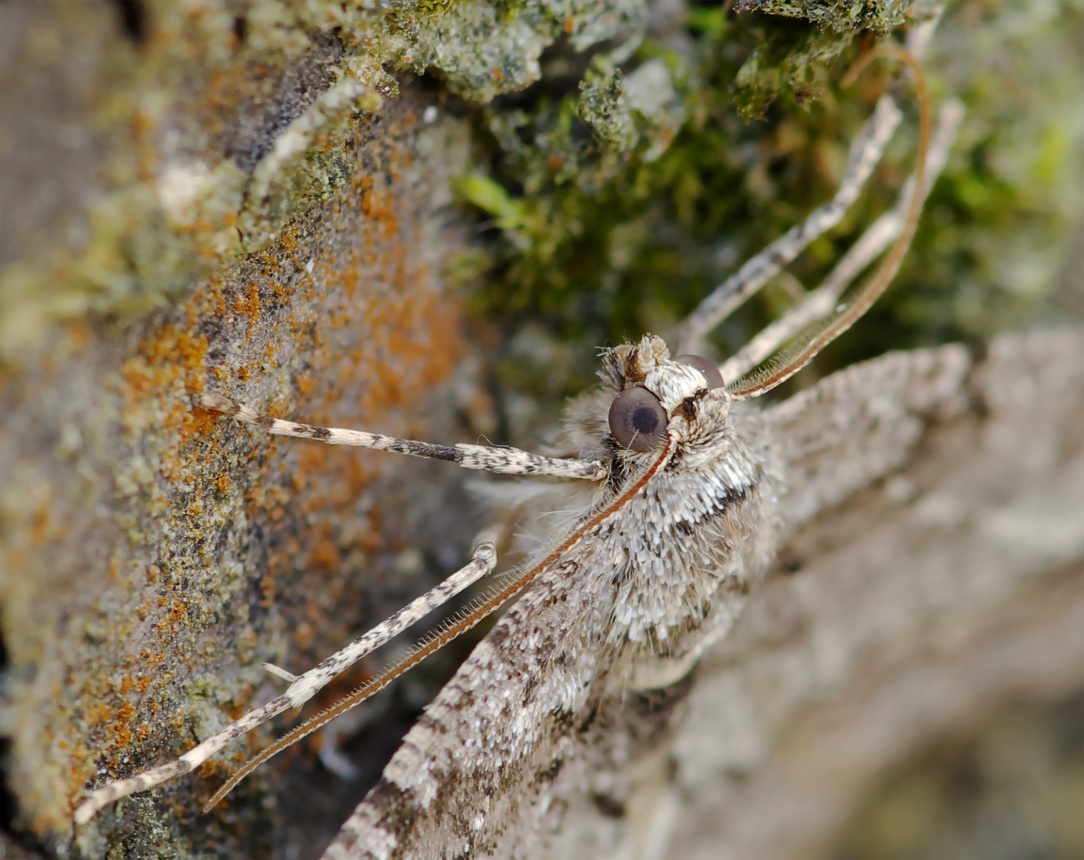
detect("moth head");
top-left (605, 336), bottom-right (728, 453)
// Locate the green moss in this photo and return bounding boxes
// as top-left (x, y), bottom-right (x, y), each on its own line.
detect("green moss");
top-left (457, 12), bottom-right (895, 388)
top-left (456, 0), bottom-right (1083, 402)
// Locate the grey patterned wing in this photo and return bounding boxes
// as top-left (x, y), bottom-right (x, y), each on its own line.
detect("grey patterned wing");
top-left (319, 540), bottom-right (615, 860)
top-left (321, 328), bottom-right (1084, 860)
top-left (764, 327), bottom-right (1084, 543)
top-left (765, 341), bottom-right (969, 540)
top-left (525, 327), bottom-right (1084, 860)
top-left (666, 325), bottom-right (1084, 859)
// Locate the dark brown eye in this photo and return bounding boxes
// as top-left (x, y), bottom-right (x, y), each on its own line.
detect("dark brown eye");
top-left (608, 387), bottom-right (668, 452)
top-left (674, 354), bottom-right (725, 390)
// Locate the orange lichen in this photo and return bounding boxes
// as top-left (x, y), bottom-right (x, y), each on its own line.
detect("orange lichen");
top-left (197, 757), bottom-right (235, 780)
top-left (259, 570), bottom-right (276, 609)
top-left (85, 703), bottom-right (114, 730)
top-left (308, 536), bottom-right (341, 573)
top-left (279, 225), bottom-right (299, 255)
top-left (360, 188), bottom-right (379, 217)
top-left (358, 529), bottom-right (383, 553)
top-left (189, 403), bottom-right (221, 438)
top-left (121, 325), bottom-right (209, 412)
top-left (28, 94), bottom-right (478, 848)
top-left (110, 701), bottom-right (138, 748)
top-left (232, 283), bottom-right (263, 324)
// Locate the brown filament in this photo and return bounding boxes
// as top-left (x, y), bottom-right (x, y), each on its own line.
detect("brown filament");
top-left (732, 44), bottom-right (931, 399)
top-left (204, 436), bottom-right (676, 811)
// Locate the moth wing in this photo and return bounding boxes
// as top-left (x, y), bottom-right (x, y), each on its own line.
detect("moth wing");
top-left (323, 328), bottom-right (1084, 860)
top-left (763, 341), bottom-right (967, 540)
top-left (664, 325), bottom-right (1084, 859)
top-left (319, 538), bottom-right (616, 860)
top-left (763, 328), bottom-right (1084, 542)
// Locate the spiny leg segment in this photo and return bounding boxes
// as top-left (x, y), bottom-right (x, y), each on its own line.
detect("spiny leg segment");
top-left (677, 13), bottom-right (941, 356)
top-left (721, 96), bottom-right (964, 384)
top-left (74, 538), bottom-right (499, 824)
top-left (200, 393), bottom-right (607, 481)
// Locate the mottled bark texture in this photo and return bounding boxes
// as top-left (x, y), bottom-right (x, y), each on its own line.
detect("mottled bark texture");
top-left (1, 3), bottom-right (484, 857)
top-left (1, 0), bottom-right (1082, 859)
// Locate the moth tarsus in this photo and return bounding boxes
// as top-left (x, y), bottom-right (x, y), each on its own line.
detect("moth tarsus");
top-left (74, 538), bottom-right (500, 824)
top-left (724, 95), bottom-right (964, 383)
top-left (75, 30), bottom-right (948, 859)
top-left (198, 391), bottom-right (607, 481)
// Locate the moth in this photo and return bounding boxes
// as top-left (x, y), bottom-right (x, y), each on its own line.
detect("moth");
top-left (75, 29), bottom-right (960, 859)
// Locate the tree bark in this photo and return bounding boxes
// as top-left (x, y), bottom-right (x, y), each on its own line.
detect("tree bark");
top-left (1, 1), bottom-right (1081, 858)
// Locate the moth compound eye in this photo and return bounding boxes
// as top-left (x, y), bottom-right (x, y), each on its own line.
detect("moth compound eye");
top-left (608, 387), bottom-right (668, 452)
top-left (674, 354), bottom-right (725, 390)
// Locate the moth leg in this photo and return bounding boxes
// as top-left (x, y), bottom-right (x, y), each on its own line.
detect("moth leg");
top-left (315, 526), bottom-right (509, 782)
top-left (202, 442), bottom-right (681, 812)
top-left (262, 662), bottom-right (300, 683)
top-left (721, 97), bottom-right (965, 383)
top-left (677, 15), bottom-right (941, 354)
top-left (73, 537), bottom-right (498, 824)
top-left (200, 392), bottom-right (606, 481)
top-left (259, 656), bottom-right (385, 774)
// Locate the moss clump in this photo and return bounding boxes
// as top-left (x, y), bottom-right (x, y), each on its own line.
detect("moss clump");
top-left (456, 0), bottom-right (1082, 403)
top-left (457, 9), bottom-right (911, 391)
